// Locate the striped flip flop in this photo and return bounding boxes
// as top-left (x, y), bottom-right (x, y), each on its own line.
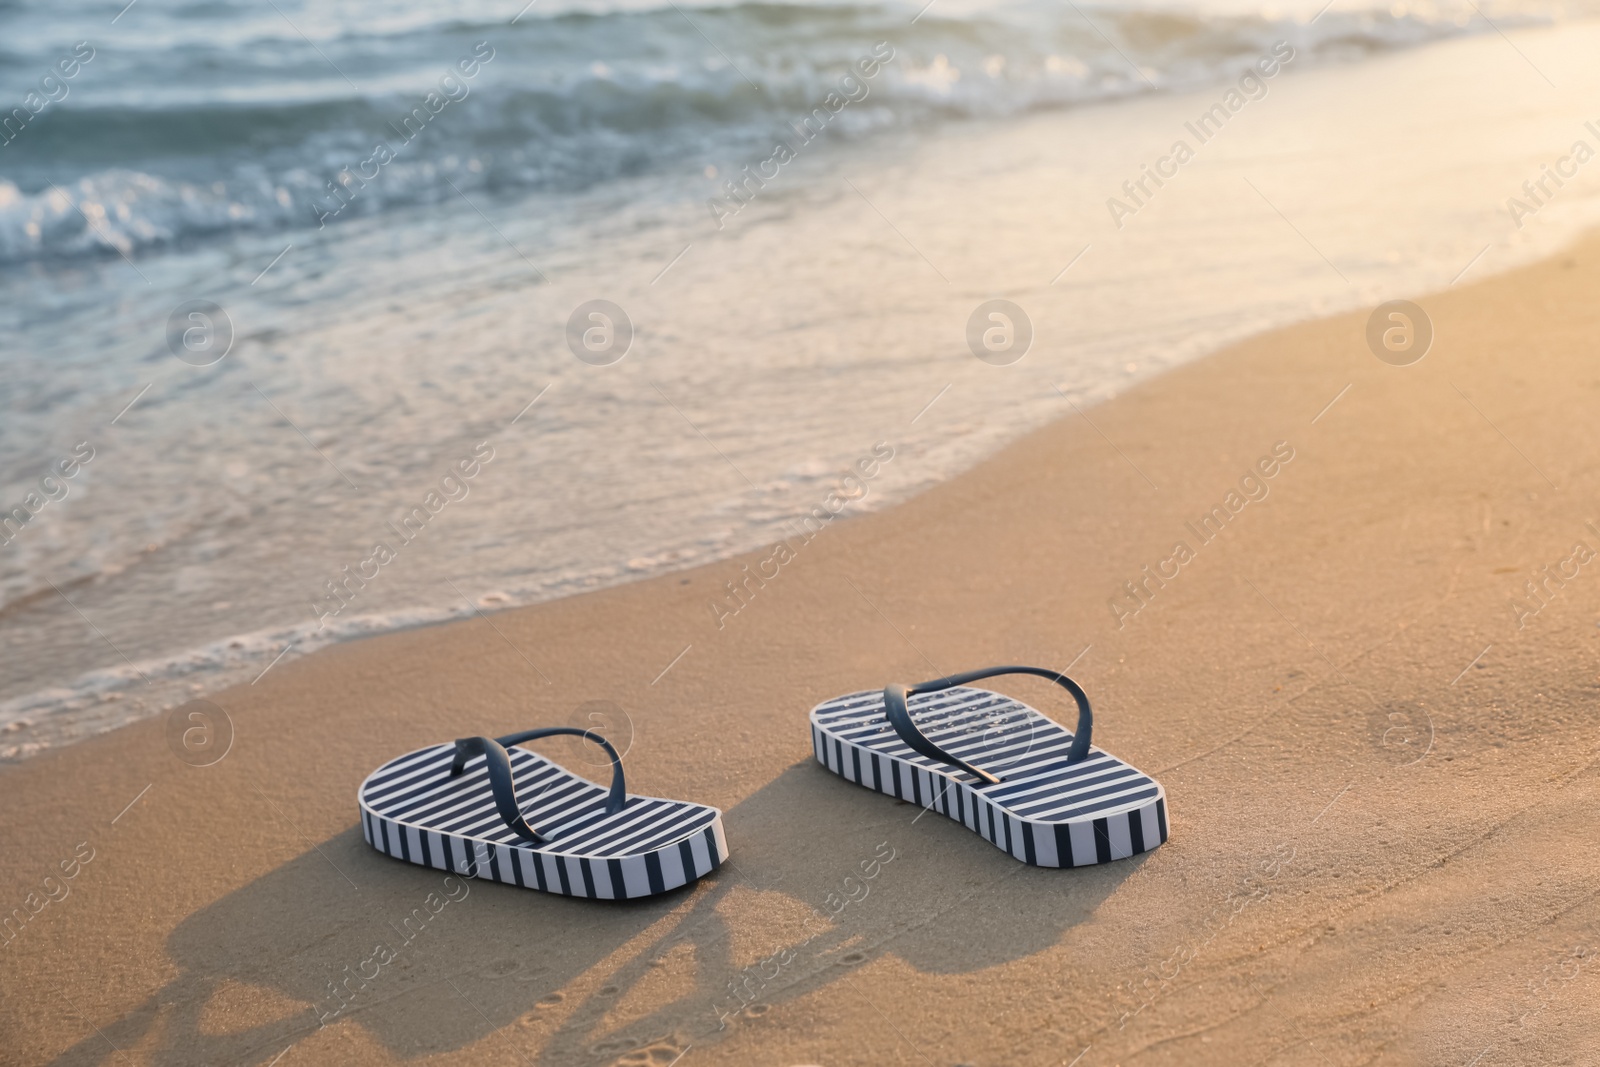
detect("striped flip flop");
top-left (358, 728), bottom-right (728, 899)
top-left (809, 666), bottom-right (1167, 866)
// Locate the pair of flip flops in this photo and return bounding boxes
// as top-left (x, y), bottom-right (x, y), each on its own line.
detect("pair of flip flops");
top-left (359, 666), bottom-right (1168, 900)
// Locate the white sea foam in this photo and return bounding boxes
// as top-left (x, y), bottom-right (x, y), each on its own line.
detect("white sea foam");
top-left (0, 0), bottom-right (1560, 263)
top-left (4, 1), bottom-right (1600, 762)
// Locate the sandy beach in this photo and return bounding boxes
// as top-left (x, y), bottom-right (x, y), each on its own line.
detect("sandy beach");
top-left (5, 224), bottom-right (1600, 1065)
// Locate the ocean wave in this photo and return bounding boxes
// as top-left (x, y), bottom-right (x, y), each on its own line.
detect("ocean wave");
top-left (0, 0), bottom-right (1554, 263)
top-left (0, 601), bottom-right (470, 760)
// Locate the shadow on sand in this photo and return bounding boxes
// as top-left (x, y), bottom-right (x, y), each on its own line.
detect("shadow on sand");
top-left (52, 760), bottom-right (1142, 1066)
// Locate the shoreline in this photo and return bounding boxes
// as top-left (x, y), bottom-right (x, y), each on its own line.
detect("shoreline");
top-left (10, 18), bottom-right (1600, 764)
top-left (5, 228), bottom-right (1600, 1064)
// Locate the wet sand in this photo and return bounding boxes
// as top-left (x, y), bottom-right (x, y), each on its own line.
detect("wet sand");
top-left (5, 237), bottom-right (1600, 1066)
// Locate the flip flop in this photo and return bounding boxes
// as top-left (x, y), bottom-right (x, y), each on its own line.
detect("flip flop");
top-left (358, 728), bottom-right (728, 899)
top-left (809, 666), bottom-right (1166, 866)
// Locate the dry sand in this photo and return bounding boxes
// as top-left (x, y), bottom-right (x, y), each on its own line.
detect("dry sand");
top-left (5, 237), bottom-right (1600, 1067)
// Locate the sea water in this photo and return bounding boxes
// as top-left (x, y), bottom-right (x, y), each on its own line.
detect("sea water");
top-left (3, 0), bottom-right (1600, 758)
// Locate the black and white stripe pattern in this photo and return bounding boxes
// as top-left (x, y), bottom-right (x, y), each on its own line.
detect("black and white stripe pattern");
top-left (358, 743), bottom-right (727, 899)
top-left (810, 687), bottom-right (1167, 866)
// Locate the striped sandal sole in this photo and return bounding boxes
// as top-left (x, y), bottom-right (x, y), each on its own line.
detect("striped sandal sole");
top-left (810, 681), bottom-right (1167, 867)
top-left (359, 741), bottom-right (727, 899)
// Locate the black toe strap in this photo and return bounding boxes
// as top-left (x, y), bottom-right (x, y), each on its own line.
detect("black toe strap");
top-left (883, 665), bottom-right (1094, 786)
top-left (449, 727), bottom-right (628, 844)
